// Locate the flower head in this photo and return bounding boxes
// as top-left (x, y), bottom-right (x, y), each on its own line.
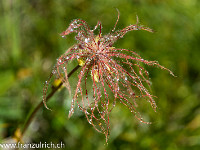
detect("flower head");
top-left (43, 12), bottom-right (174, 142)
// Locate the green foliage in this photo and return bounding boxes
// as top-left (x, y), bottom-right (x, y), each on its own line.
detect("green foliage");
top-left (0, 0), bottom-right (200, 149)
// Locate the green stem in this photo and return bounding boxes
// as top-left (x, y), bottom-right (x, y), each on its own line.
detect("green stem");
top-left (21, 65), bottom-right (80, 138)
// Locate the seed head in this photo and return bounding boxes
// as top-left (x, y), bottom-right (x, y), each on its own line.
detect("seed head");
top-left (43, 11), bottom-right (174, 142)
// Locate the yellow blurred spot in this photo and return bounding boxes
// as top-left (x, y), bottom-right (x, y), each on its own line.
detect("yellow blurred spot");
top-left (13, 128), bottom-right (22, 142)
top-left (52, 78), bottom-right (63, 90)
top-left (0, 123), bottom-right (10, 128)
top-left (94, 35), bottom-right (101, 43)
top-left (91, 69), bottom-right (99, 82)
top-left (187, 114), bottom-right (200, 130)
top-left (77, 58), bottom-right (86, 66)
top-left (17, 68), bottom-right (32, 80)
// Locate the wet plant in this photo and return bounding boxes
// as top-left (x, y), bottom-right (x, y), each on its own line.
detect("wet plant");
top-left (42, 11), bottom-right (174, 142)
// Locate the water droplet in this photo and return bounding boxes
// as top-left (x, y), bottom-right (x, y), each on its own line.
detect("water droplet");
top-left (85, 38), bottom-right (89, 43)
top-left (52, 70), bottom-right (57, 74)
top-left (58, 59), bottom-right (62, 63)
top-left (85, 111), bottom-right (89, 115)
top-left (69, 107), bottom-right (74, 113)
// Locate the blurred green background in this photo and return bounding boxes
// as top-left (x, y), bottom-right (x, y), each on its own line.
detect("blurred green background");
top-left (0, 0), bottom-right (200, 149)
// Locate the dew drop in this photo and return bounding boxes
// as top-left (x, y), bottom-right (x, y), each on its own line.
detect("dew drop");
top-left (85, 38), bottom-right (89, 43)
top-left (52, 70), bottom-right (57, 74)
top-left (58, 59), bottom-right (62, 63)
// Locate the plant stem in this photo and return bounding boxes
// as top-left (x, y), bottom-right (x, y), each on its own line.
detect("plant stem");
top-left (21, 65), bottom-right (80, 138)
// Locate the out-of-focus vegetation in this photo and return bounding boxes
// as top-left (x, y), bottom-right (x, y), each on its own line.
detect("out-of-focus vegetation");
top-left (0, 0), bottom-right (200, 149)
